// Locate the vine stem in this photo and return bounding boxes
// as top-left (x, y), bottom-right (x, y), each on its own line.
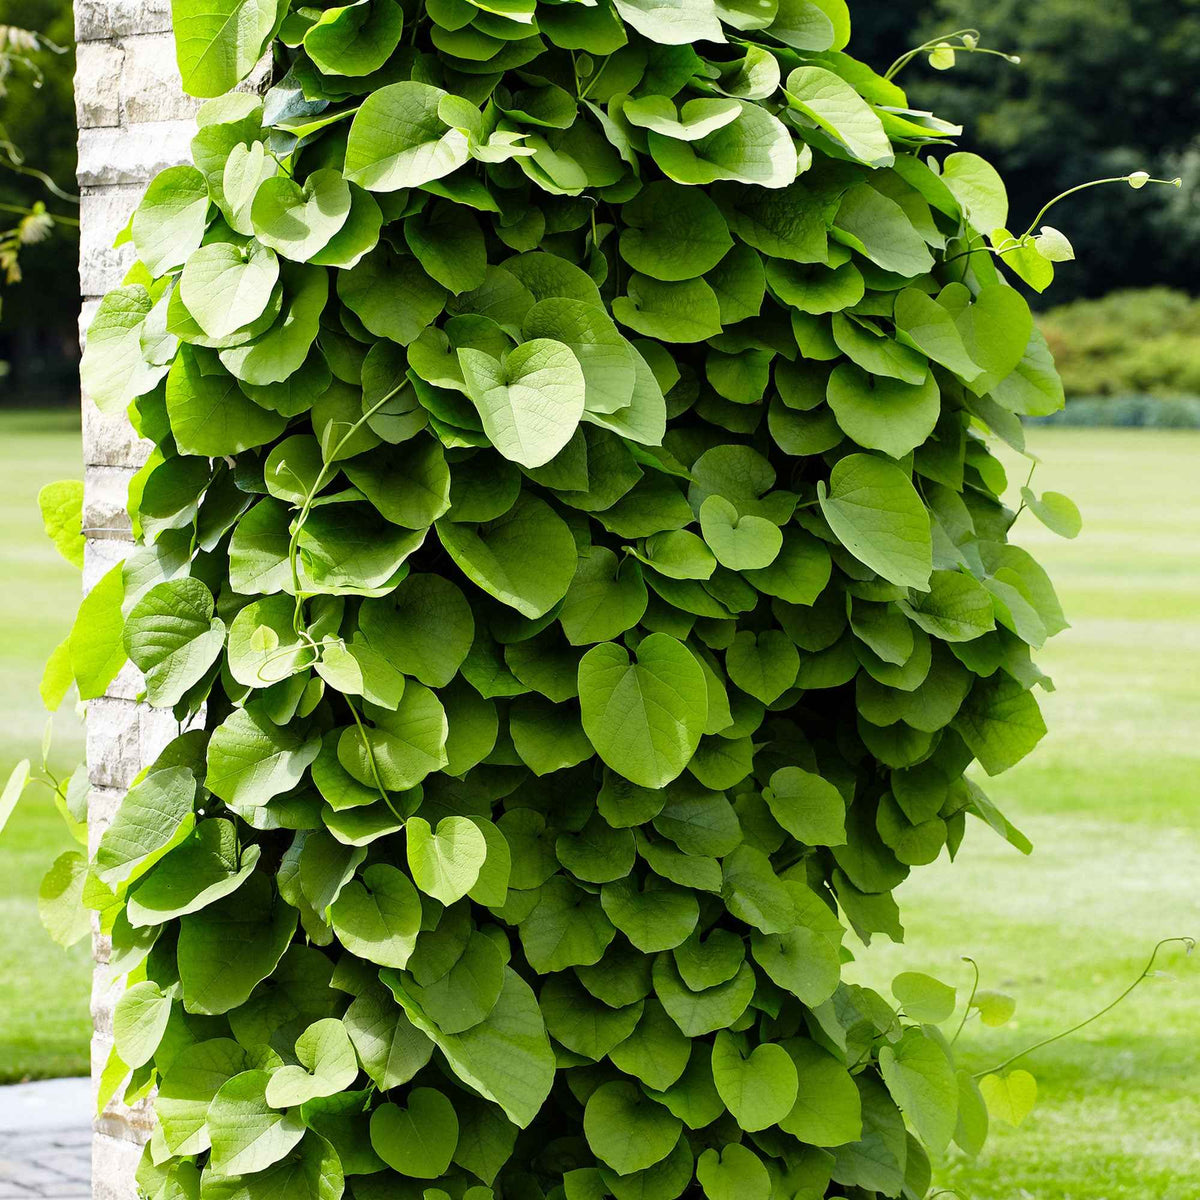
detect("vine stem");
top-left (974, 936), bottom-right (1196, 1078)
top-left (951, 956), bottom-right (981, 1046)
top-left (288, 379), bottom-right (411, 636)
top-left (346, 695), bottom-right (396, 812)
top-left (1018, 176), bottom-right (1182, 242)
top-left (884, 29), bottom-right (1019, 82)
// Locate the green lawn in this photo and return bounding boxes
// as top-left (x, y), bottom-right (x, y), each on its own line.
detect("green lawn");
top-left (0, 416), bottom-right (1196, 1197)
top-left (845, 428), bottom-right (1200, 1199)
top-left (0, 409), bottom-right (91, 1082)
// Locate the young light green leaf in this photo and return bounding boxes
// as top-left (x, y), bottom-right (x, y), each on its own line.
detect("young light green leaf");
top-left (579, 633), bottom-right (708, 788)
top-left (784, 66), bottom-right (893, 167)
top-left (459, 338), bottom-right (586, 469)
top-left (124, 578), bottom-right (227, 708)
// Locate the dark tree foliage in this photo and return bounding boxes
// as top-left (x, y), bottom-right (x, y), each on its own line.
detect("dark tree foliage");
top-left (851, 0), bottom-right (1200, 302)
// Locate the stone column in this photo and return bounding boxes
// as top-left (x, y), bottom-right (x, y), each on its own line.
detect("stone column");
top-left (74, 3), bottom-right (198, 1194)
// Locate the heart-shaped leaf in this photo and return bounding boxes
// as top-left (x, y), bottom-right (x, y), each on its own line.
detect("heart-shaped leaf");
top-left (578, 633), bottom-right (708, 788)
top-left (699, 496), bottom-right (783, 570)
top-left (459, 338), bottom-right (586, 468)
top-left (978, 1068), bottom-right (1038, 1127)
top-left (252, 168), bottom-right (352, 262)
top-left (711, 1031), bottom-right (798, 1131)
top-left (370, 1087), bottom-right (459, 1178)
top-left (406, 816), bottom-right (487, 905)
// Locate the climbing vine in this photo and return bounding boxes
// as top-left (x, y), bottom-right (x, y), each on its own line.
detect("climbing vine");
top-left (9, 0), bottom-right (1189, 1196)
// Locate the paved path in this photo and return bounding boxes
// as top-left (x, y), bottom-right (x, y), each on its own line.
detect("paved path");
top-left (0, 1080), bottom-right (90, 1198)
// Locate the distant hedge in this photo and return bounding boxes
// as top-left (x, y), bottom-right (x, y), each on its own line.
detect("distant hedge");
top-left (1040, 288), bottom-right (1200, 400)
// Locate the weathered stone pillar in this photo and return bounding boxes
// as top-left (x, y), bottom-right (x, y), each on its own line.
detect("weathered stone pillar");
top-left (74, 3), bottom-right (198, 1193)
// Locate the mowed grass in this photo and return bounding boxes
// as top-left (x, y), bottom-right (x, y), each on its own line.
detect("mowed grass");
top-left (845, 428), bottom-right (1200, 1200)
top-left (0, 409), bottom-right (91, 1082)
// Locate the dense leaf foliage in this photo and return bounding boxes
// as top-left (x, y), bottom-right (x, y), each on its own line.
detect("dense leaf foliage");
top-left (52, 0), bottom-right (1080, 1195)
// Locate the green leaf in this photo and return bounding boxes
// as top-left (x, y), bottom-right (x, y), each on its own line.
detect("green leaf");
top-left (166, 348), bottom-right (288, 456)
top-left (779, 1037), bottom-right (862, 1146)
top-left (711, 1031), bottom-right (798, 1131)
top-left (252, 169), bottom-right (352, 262)
top-left (725, 629), bottom-right (798, 704)
top-left (177, 873), bottom-right (298, 1014)
top-left (172, 0), bottom-right (285, 97)
top-left (370, 1088), bottom-right (459, 1179)
top-left (696, 1143), bottom-right (770, 1200)
top-left (978, 1068), bottom-right (1037, 1126)
top-left (892, 971), bottom-right (957, 1022)
top-left (699, 496), bottom-right (782, 571)
top-left (39, 852), bottom-right (91, 948)
top-left (878, 1026), bottom-right (958, 1153)
top-left (346, 81), bottom-right (471, 191)
top-left (304, 0), bottom-right (405, 76)
top-left (608, 999), bottom-right (690, 1090)
top-left (584, 1080), bottom-right (682, 1174)
top-left (1022, 488), bottom-right (1082, 539)
top-left (559, 548), bottom-right (648, 645)
top-left (206, 705), bottom-right (322, 807)
top-left (127, 819), bottom-right (261, 926)
top-left (180, 240), bottom-right (280, 340)
top-left (940, 152), bottom-right (1009, 234)
top-left (818, 453), bottom-right (932, 590)
top-left (893, 288), bottom-right (982, 382)
top-left (392, 967), bottom-right (555, 1128)
top-left (601, 876), bottom-right (699, 953)
top-left (579, 633), bottom-right (708, 788)
top-left (650, 102), bottom-right (798, 189)
top-left (388, 928), bottom-right (505, 1034)
top-left (208, 1069), bottom-right (305, 1174)
top-left (613, 275), bottom-right (723, 344)
top-left (0, 759), bottom-right (29, 837)
top-left (265, 1018), bottom-right (358, 1107)
top-left (219, 262), bottom-right (328, 386)
top-left (523, 298), bottom-right (635, 416)
top-left (611, 0), bottom-right (722, 42)
top-left (899, 570), bottom-right (996, 642)
top-left (407, 815), bottom-right (487, 905)
top-left (619, 181), bottom-right (733, 281)
top-left (405, 202), bottom-right (487, 295)
top-left (123, 578), bottom-right (227, 707)
top-left (973, 989), bottom-right (1017, 1027)
top-left (132, 165), bottom-right (211, 277)
top-left (359, 573), bottom-right (472, 687)
top-left (437, 494), bottom-right (578, 619)
top-left (37, 480), bottom-right (85, 570)
top-left (94, 766), bottom-right (198, 889)
top-left (337, 686), bottom-right (449, 791)
top-left (953, 672), bottom-right (1047, 775)
top-left (520, 876), bottom-right (615, 970)
top-left (653, 956), bottom-right (755, 1037)
top-left (81, 286), bottom-right (170, 414)
top-left (197, 1130), bottom-right (343, 1200)
top-left (784, 66), bottom-right (893, 167)
top-left (338, 246), bottom-right (447, 346)
top-left (330, 864), bottom-right (423, 968)
top-left (833, 183), bottom-right (934, 277)
top-left (459, 338), bottom-right (586, 468)
top-left (826, 363), bottom-right (939, 460)
top-left (764, 766), bottom-right (846, 845)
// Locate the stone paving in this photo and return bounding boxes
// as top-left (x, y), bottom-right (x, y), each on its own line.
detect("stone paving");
top-left (0, 1080), bottom-right (91, 1198)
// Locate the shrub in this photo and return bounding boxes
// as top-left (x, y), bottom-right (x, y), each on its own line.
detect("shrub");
top-left (32, 2), bottom-right (1087, 1196)
top-left (1039, 287), bottom-right (1200, 398)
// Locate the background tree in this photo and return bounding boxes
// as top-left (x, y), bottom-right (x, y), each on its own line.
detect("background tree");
top-left (851, 0), bottom-right (1200, 302)
top-left (0, 0), bottom-right (78, 400)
